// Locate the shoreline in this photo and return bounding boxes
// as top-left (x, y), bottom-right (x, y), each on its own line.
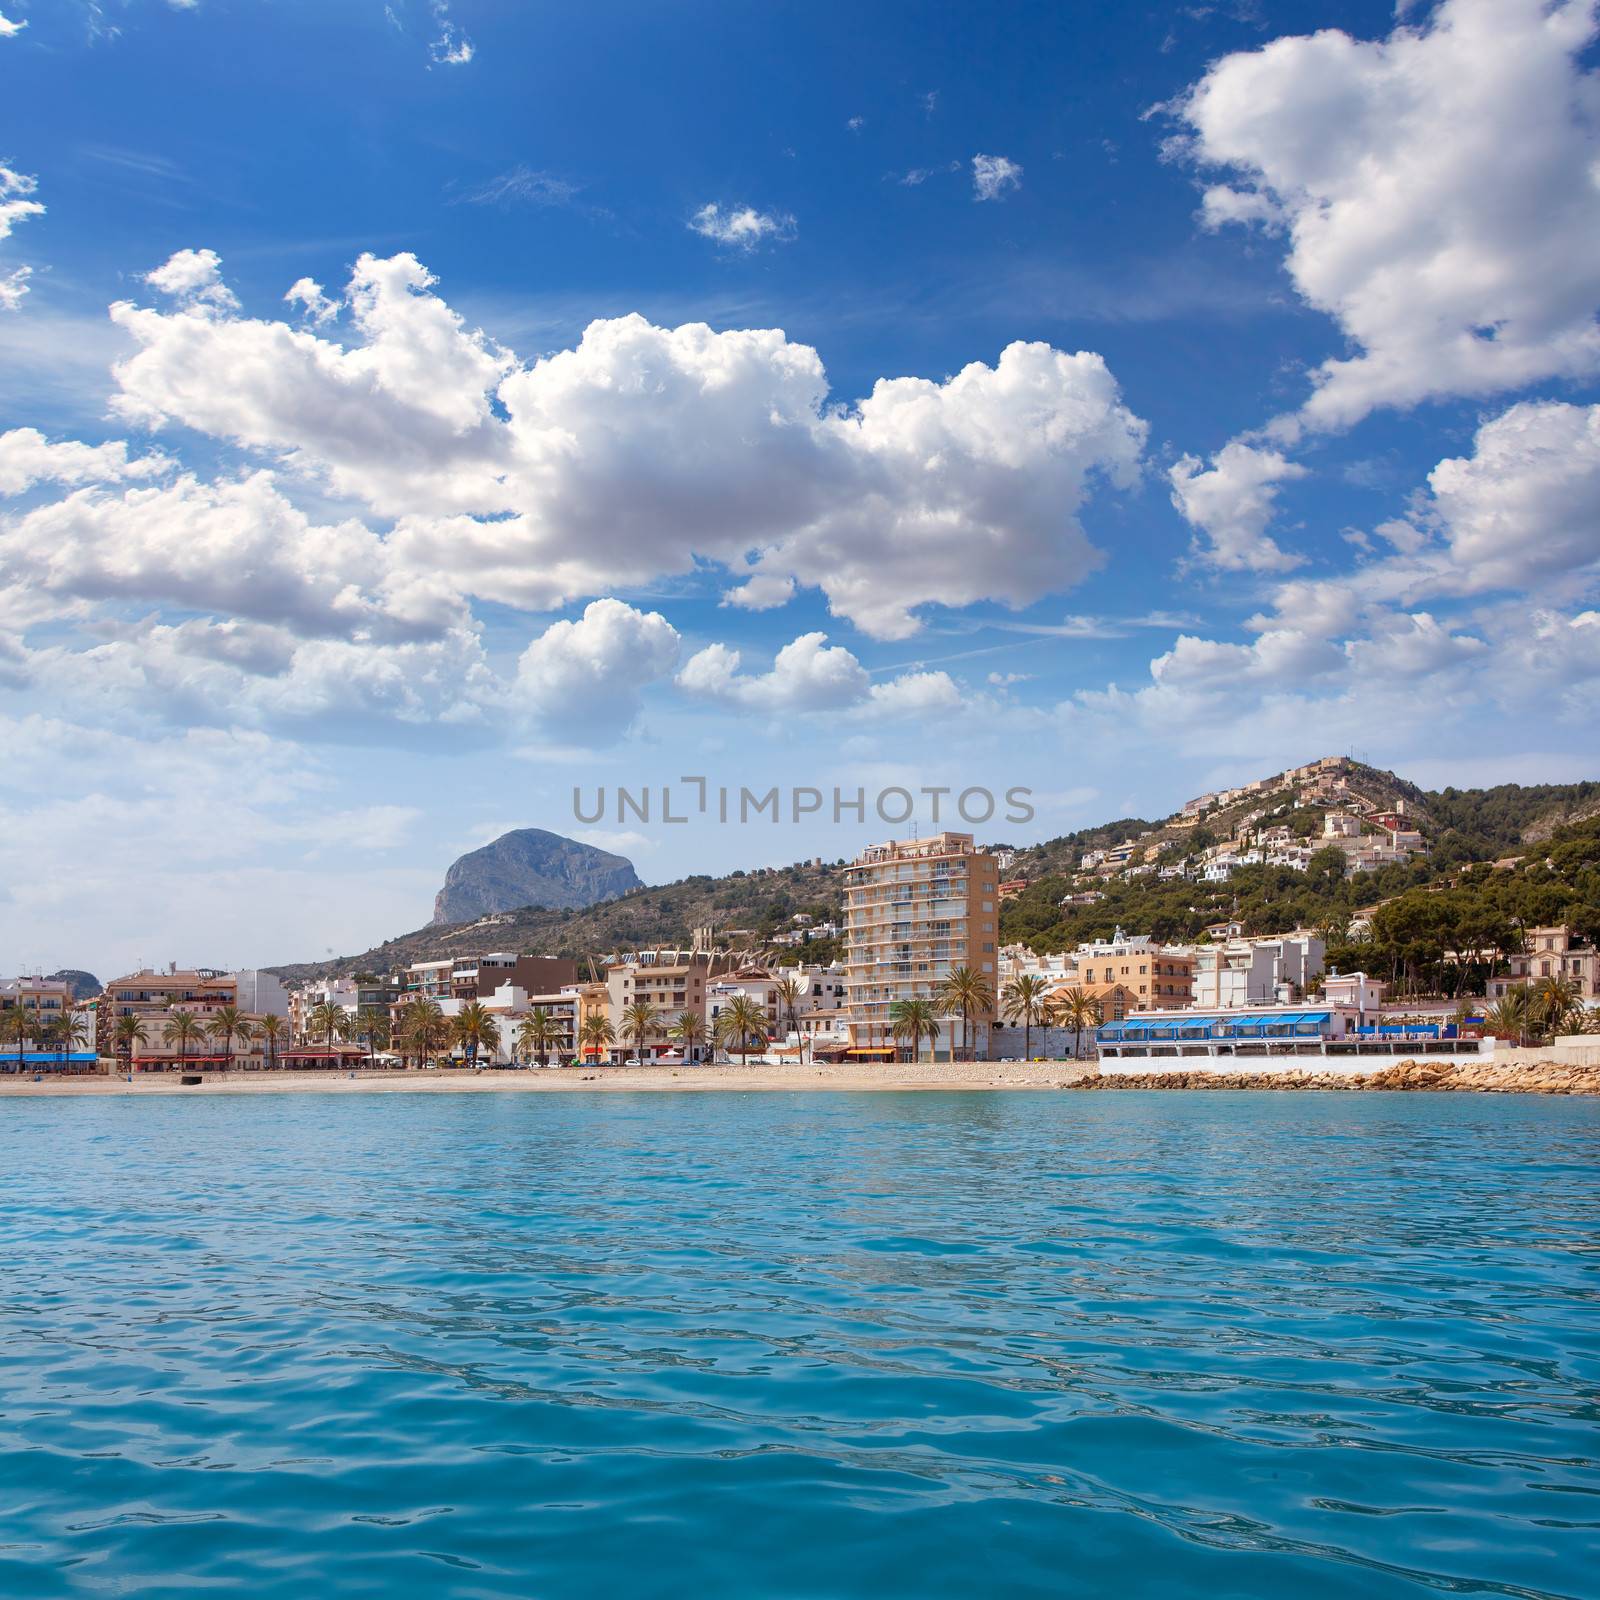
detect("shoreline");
top-left (1, 1059), bottom-right (1596, 1097)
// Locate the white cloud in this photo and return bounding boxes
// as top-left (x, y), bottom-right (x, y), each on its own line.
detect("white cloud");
top-left (0, 164), bottom-right (42, 241)
top-left (0, 12), bottom-right (26, 38)
top-left (1426, 399), bottom-right (1600, 593)
top-left (0, 251), bottom-right (1154, 755)
top-left (100, 255), bottom-right (1146, 639)
top-left (462, 166), bottom-right (579, 208)
top-left (1246, 398), bottom-right (1600, 639)
top-left (0, 470), bottom-right (462, 641)
top-left (515, 598), bottom-right (681, 738)
top-left (1175, 0), bottom-right (1600, 432)
top-left (0, 428), bottom-right (170, 495)
top-left (0, 163), bottom-right (42, 311)
top-left (283, 276), bottom-right (339, 324)
top-left (862, 670), bottom-right (963, 718)
top-left (428, 0), bottom-right (473, 65)
top-left (688, 203), bottom-right (796, 249)
top-left (143, 247), bottom-right (240, 314)
top-left (677, 631), bottom-right (870, 711)
top-left (972, 153), bottom-right (1023, 201)
top-left (1168, 441), bottom-right (1307, 571)
top-left (0, 267), bottom-right (32, 311)
top-left (734, 340), bottom-right (1146, 638)
top-left (720, 571), bottom-right (795, 612)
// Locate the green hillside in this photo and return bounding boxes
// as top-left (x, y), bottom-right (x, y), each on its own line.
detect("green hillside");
top-left (271, 761), bottom-right (1600, 987)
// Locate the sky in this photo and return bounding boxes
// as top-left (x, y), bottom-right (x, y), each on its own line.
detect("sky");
top-left (2, 0), bottom-right (1599, 980)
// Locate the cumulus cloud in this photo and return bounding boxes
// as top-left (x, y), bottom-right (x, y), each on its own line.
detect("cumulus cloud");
top-left (972, 153), bottom-right (1022, 201)
top-left (1426, 400), bottom-right (1600, 594)
top-left (1168, 441), bottom-right (1307, 572)
top-left (0, 470), bottom-right (465, 642)
top-left (1246, 398), bottom-right (1600, 640)
top-left (677, 632), bottom-right (870, 711)
top-left (861, 670), bottom-right (963, 717)
top-left (283, 276), bottom-right (339, 324)
top-left (688, 203), bottom-right (796, 249)
top-left (144, 247), bottom-right (240, 313)
top-left (0, 12), bottom-right (26, 38)
top-left (515, 598), bottom-right (681, 738)
top-left (99, 256), bottom-right (1145, 638)
top-left (0, 428), bottom-right (170, 496)
top-left (1174, 0), bottom-right (1600, 432)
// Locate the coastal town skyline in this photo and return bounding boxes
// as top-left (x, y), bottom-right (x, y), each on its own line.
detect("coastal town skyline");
top-left (5, 0), bottom-right (1600, 976)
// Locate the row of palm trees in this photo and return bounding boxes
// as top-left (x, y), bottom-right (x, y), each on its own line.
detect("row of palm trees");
top-left (3, 1002), bottom-right (94, 1065)
top-left (883, 968), bottom-right (1105, 1063)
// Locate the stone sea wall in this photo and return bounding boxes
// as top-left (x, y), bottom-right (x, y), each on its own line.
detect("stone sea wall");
top-left (1076, 1059), bottom-right (1600, 1095)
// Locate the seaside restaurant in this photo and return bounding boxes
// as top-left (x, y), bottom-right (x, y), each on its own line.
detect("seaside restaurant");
top-left (1096, 1005), bottom-right (1483, 1064)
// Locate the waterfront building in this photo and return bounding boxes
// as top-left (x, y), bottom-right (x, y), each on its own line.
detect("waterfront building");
top-left (1097, 1000), bottom-right (1488, 1071)
top-left (99, 966), bottom-right (283, 1068)
top-left (1070, 931), bottom-right (1195, 1011)
top-left (1486, 925), bottom-right (1600, 1001)
top-left (844, 832), bottom-right (998, 1057)
top-left (1187, 932), bottom-right (1325, 1010)
top-left (0, 976), bottom-right (86, 1063)
top-left (605, 950), bottom-right (728, 1057)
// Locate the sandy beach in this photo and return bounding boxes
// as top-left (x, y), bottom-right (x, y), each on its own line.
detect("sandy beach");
top-left (0, 1060), bottom-right (1103, 1096)
top-left (2, 1058), bottom-right (1597, 1096)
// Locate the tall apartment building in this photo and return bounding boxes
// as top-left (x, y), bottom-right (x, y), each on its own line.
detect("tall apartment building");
top-left (844, 832), bottom-right (999, 1056)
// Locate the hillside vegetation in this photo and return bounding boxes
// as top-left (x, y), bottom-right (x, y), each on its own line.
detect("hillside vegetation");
top-left (272, 762), bottom-right (1600, 986)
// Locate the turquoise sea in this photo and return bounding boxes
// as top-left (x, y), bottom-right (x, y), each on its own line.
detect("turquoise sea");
top-left (1, 1091), bottom-right (1597, 1598)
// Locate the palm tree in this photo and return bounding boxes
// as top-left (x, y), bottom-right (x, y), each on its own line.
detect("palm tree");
top-left (1532, 975), bottom-right (1582, 1040)
top-left (113, 1013), bottom-right (148, 1072)
top-left (937, 966), bottom-right (995, 1061)
top-left (3, 1001), bottom-right (32, 1068)
top-left (44, 1004), bottom-right (91, 1070)
top-left (579, 1011), bottom-right (615, 1064)
top-left (620, 1000), bottom-right (658, 1062)
top-left (889, 998), bottom-right (940, 1063)
top-left (163, 1008), bottom-right (204, 1068)
top-left (1483, 985), bottom-right (1532, 1047)
top-left (207, 1004), bottom-right (253, 1071)
top-left (353, 1006), bottom-right (389, 1068)
top-left (453, 1001), bottom-right (501, 1068)
top-left (517, 1006), bottom-right (559, 1067)
top-left (669, 1008), bottom-right (706, 1063)
top-left (1001, 974), bottom-right (1052, 1061)
top-left (1048, 987), bottom-right (1102, 1059)
top-left (773, 975), bottom-right (804, 1053)
top-left (715, 994), bottom-right (767, 1065)
top-left (255, 1012), bottom-right (285, 1071)
top-left (306, 1001), bottom-right (347, 1050)
top-left (398, 997), bottom-right (448, 1068)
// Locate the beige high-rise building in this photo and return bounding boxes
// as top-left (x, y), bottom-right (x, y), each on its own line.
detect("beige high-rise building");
top-left (844, 832), bottom-right (999, 1057)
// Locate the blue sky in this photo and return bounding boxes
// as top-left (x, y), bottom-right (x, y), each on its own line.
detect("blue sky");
top-left (2, 0), bottom-right (1599, 978)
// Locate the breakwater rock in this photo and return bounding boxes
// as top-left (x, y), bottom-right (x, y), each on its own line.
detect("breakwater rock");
top-left (1077, 1060), bottom-right (1600, 1095)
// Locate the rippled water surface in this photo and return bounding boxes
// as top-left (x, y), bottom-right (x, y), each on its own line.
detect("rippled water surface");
top-left (2, 1091), bottom-right (1598, 1598)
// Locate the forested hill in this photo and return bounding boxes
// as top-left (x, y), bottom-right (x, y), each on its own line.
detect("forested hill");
top-left (270, 858), bottom-right (848, 983)
top-left (271, 762), bottom-right (1600, 984)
